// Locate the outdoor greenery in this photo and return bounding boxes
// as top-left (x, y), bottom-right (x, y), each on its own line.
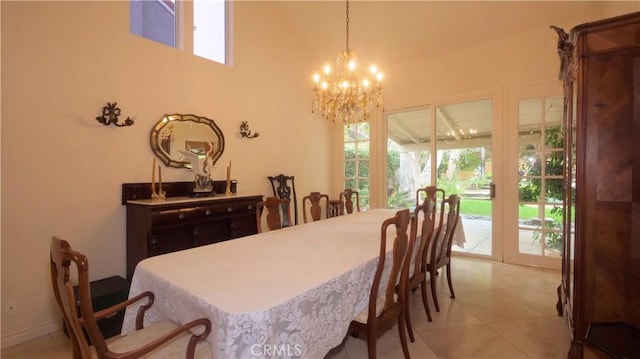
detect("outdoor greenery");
top-left (518, 126), bottom-right (564, 202)
top-left (387, 148), bottom-right (412, 208)
top-left (376, 123), bottom-right (568, 252)
top-left (461, 198), bottom-right (565, 221)
top-left (539, 221), bottom-right (563, 252)
top-left (518, 125), bottom-right (567, 251)
top-left (457, 149), bottom-right (483, 171)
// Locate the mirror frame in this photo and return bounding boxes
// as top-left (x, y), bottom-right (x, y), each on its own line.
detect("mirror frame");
top-left (150, 114), bottom-right (225, 168)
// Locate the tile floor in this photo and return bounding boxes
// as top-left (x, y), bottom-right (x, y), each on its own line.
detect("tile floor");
top-left (1, 257), bottom-right (570, 359)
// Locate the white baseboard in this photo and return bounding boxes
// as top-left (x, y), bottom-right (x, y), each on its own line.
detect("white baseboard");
top-left (1, 318), bottom-right (63, 350)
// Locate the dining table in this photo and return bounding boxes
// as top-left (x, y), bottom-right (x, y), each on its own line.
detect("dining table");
top-left (121, 208), bottom-right (401, 359)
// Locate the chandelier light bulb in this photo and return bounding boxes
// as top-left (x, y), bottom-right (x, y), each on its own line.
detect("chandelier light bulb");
top-left (348, 60), bottom-right (357, 71)
top-left (324, 65), bottom-right (331, 75)
top-left (313, 73), bottom-right (320, 83)
top-left (370, 65), bottom-right (377, 74)
top-left (321, 81), bottom-right (328, 90)
top-left (376, 72), bottom-right (383, 81)
top-left (362, 79), bottom-right (370, 88)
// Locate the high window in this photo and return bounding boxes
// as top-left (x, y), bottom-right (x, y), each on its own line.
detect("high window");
top-left (193, 0), bottom-right (226, 64)
top-left (129, 0), bottom-right (227, 64)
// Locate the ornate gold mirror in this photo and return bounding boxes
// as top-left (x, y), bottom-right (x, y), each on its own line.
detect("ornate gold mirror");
top-left (150, 114), bottom-right (225, 168)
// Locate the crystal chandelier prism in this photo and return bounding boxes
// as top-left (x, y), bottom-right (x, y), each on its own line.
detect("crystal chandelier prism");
top-left (312, 0), bottom-right (383, 123)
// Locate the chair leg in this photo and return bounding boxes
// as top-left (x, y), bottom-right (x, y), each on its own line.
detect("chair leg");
top-left (366, 325), bottom-right (377, 359)
top-left (398, 312), bottom-right (411, 359)
top-left (404, 292), bottom-right (415, 343)
top-left (70, 334), bottom-right (81, 359)
top-left (420, 280), bottom-right (432, 322)
top-left (446, 264), bottom-right (455, 299)
top-left (430, 270), bottom-right (440, 312)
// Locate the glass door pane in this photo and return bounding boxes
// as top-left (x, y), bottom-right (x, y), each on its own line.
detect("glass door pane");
top-left (516, 96), bottom-right (564, 259)
top-left (435, 99), bottom-right (493, 256)
top-left (386, 107), bottom-right (431, 209)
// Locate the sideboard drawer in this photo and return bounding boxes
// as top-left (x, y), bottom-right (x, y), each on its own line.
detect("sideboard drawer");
top-left (199, 203), bottom-right (236, 217)
top-left (151, 207), bottom-right (199, 226)
top-left (234, 201), bottom-right (257, 213)
top-left (150, 201), bottom-right (256, 227)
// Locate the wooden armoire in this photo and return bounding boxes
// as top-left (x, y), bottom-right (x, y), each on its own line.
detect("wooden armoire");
top-left (554, 12), bottom-right (640, 359)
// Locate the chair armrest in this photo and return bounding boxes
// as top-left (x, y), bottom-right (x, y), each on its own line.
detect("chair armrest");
top-left (109, 318), bottom-right (212, 359)
top-left (89, 291), bottom-right (154, 330)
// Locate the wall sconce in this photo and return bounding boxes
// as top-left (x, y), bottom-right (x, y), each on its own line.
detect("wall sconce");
top-left (239, 121), bottom-right (259, 138)
top-left (96, 102), bottom-right (134, 127)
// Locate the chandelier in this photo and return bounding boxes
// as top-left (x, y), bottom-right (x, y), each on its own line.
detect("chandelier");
top-left (312, 0), bottom-right (383, 123)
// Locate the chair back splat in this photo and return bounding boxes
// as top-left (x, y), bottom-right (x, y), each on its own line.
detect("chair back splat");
top-left (302, 192), bottom-right (330, 223)
top-left (339, 189), bottom-right (360, 214)
top-left (256, 196), bottom-right (291, 233)
top-left (416, 186), bottom-right (446, 245)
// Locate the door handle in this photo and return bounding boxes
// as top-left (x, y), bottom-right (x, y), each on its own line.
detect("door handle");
top-left (490, 183), bottom-right (496, 199)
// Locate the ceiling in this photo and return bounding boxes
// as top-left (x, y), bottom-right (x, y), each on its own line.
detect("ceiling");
top-left (274, 1), bottom-right (603, 64)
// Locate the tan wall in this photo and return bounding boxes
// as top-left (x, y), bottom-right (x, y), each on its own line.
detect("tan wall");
top-left (0, 0), bottom-right (331, 346)
top-left (1, 0), bottom-right (638, 347)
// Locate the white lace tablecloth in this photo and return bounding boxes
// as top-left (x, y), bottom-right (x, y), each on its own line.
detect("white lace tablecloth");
top-left (121, 209), bottom-right (399, 359)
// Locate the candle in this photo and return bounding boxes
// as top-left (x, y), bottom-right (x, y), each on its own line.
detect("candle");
top-left (152, 157), bottom-right (156, 185)
top-left (151, 157), bottom-right (156, 197)
top-left (158, 165), bottom-right (163, 194)
top-left (226, 160), bottom-right (231, 194)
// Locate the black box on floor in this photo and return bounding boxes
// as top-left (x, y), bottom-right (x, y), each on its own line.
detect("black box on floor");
top-left (62, 276), bottom-right (130, 343)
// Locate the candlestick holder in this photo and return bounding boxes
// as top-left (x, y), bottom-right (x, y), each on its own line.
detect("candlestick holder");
top-left (151, 164), bottom-right (166, 200)
top-left (225, 160), bottom-right (232, 195)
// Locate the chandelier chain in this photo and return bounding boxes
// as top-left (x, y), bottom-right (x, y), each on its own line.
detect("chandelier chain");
top-left (345, 0), bottom-right (350, 52)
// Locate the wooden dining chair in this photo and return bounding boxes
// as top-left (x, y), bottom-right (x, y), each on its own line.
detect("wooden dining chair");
top-left (268, 174), bottom-right (298, 225)
top-left (349, 209), bottom-right (411, 359)
top-left (50, 236), bottom-right (212, 359)
top-left (256, 196), bottom-right (291, 233)
top-left (427, 194), bottom-right (461, 312)
top-left (302, 191), bottom-right (330, 223)
top-left (403, 198), bottom-right (436, 342)
top-left (339, 189), bottom-right (360, 214)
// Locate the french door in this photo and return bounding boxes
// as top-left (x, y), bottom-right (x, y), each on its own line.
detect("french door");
top-left (385, 96), bottom-right (498, 259)
top-left (505, 82), bottom-right (563, 269)
top-left (383, 83), bottom-right (564, 268)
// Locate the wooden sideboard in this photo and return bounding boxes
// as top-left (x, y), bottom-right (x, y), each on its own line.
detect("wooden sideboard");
top-left (555, 12), bottom-right (640, 358)
top-left (123, 181), bottom-right (262, 279)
